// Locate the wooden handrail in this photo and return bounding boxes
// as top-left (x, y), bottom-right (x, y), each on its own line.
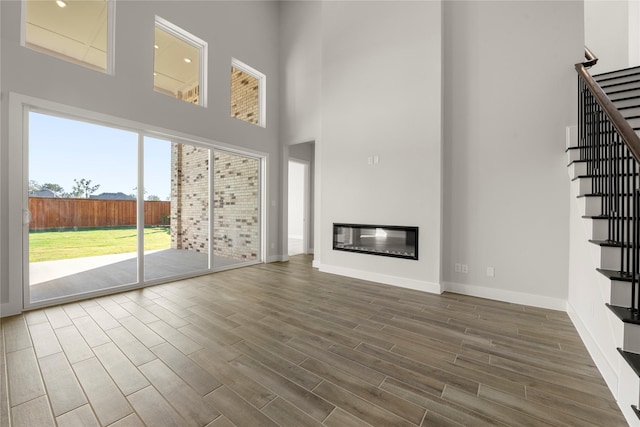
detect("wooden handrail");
top-left (576, 48), bottom-right (640, 164)
top-left (583, 46), bottom-right (598, 68)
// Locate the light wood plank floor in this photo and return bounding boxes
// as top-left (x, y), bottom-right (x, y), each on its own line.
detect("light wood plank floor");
top-left (1, 255), bottom-right (628, 426)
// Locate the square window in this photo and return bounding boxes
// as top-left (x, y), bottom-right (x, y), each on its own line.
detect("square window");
top-left (231, 59), bottom-right (266, 127)
top-left (154, 17), bottom-right (207, 107)
top-left (23, 0), bottom-right (114, 73)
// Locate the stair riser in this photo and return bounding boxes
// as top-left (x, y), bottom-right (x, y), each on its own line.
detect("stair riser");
top-left (617, 355), bottom-right (640, 420)
top-left (598, 72), bottom-right (640, 85)
top-left (599, 245), bottom-right (624, 271)
top-left (625, 326), bottom-right (640, 354)
top-left (612, 98), bottom-right (640, 109)
top-left (570, 161), bottom-right (639, 180)
top-left (608, 88), bottom-right (640, 98)
top-left (579, 197), bottom-right (634, 217)
top-left (575, 177), bottom-right (640, 196)
top-left (602, 80), bottom-right (640, 93)
top-left (588, 218), bottom-right (609, 241)
top-left (578, 196), bottom-right (603, 216)
top-left (610, 280), bottom-right (633, 307)
top-left (567, 149), bottom-right (581, 163)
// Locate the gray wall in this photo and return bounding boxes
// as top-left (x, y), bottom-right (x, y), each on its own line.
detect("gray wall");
top-left (585, 0), bottom-right (640, 73)
top-left (0, 1), bottom-right (282, 311)
top-left (280, 0), bottom-right (584, 306)
top-left (317, 0), bottom-right (443, 290)
top-left (442, 0), bottom-right (583, 306)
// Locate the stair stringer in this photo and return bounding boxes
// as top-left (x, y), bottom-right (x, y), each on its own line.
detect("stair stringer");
top-left (567, 178), bottom-right (620, 396)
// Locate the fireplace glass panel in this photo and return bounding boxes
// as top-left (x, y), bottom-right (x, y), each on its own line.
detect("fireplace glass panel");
top-left (333, 223), bottom-right (418, 260)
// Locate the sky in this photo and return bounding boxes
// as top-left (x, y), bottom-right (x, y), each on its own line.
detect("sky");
top-left (29, 112), bottom-right (172, 200)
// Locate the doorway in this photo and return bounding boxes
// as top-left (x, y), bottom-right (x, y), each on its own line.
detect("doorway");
top-left (288, 159), bottom-right (309, 256)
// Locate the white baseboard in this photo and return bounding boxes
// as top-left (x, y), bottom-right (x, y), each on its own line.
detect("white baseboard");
top-left (312, 259), bottom-right (321, 269)
top-left (266, 255), bottom-right (287, 263)
top-left (566, 302), bottom-right (619, 397)
top-left (318, 263), bottom-right (441, 294)
top-left (0, 302), bottom-right (21, 318)
top-left (441, 281), bottom-right (566, 311)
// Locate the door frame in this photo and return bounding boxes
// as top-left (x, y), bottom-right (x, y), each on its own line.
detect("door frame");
top-left (8, 93), bottom-right (267, 312)
top-left (288, 158), bottom-right (310, 256)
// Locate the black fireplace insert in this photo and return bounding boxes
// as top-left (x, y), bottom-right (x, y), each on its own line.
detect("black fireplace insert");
top-left (333, 223), bottom-right (418, 260)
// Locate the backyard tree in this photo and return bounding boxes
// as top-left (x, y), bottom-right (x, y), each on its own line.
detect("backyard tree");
top-left (41, 183), bottom-right (65, 197)
top-left (72, 178), bottom-right (100, 198)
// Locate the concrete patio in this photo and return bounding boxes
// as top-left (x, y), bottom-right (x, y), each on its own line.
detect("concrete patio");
top-left (29, 249), bottom-right (247, 303)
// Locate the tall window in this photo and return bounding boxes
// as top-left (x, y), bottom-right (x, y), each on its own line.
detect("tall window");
top-left (231, 58), bottom-right (266, 127)
top-left (154, 17), bottom-right (207, 107)
top-left (23, 0), bottom-right (114, 73)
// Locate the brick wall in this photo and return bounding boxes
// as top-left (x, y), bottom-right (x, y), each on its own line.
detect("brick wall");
top-left (231, 66), bottom-right (259, 125)
top-left (213, 152), bottom-right (259, 261)
top-left (171, 143), bottom-right (209, 252)
top-left (170, 144), bottom-right (259, 262)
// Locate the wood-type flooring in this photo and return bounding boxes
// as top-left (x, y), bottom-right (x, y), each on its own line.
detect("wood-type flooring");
top-left (1, 254), bottom-right (628, 426)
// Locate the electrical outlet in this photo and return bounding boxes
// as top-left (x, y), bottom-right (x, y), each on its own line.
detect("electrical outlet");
top-left (486, 267), bottom-right (495, 277)
top-left (455, 263), bottom-right (461, 273)
top-left (462, 264), bottom-right (468, 274)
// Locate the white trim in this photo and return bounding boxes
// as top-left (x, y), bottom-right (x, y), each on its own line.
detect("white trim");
top-left (231, 58), bottom-right (266, 128)
top-left (442, 280), bottom-right (567, 311)
top-left (566, 302), bottom-right (619, 396)
top-left (266, 255), bottom-right (287, 263)
top-left (155, 16), bottom-right (208, 107)
top-left (318, 263), bottom-right (442, 295)
top-left (137, 134), bottom-right (145, 283)
top-left (106, 0), bottom-right (116, 75)
top-left (288, 158), bottom-right (310, 256)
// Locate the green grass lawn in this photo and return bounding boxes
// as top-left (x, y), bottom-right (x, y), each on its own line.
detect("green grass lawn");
top-left (29, 227), bottom-right (171, 262)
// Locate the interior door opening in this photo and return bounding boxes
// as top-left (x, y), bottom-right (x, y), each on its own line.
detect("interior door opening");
top-left (288, 159), bottom-right (308, 256)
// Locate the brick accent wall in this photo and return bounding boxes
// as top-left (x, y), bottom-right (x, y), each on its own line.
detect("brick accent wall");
top-left (178, 84), bottom-right (199, 104)
top-left (231, 66), bottom-right (259, 125)
top-left (170, 145), bottom-right (259, 262)
top-left (171, 143), bottom-right (209, 252)
top-left (213, 152), bottom-right (260, 261)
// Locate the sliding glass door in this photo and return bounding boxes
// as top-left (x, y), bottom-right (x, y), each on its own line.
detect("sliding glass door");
top-left (144, 137), bottom-right (210, 281)
top-left (28, 112), bottom-right (139, 303)
top-left (25, 109), bottom-right (262, 307)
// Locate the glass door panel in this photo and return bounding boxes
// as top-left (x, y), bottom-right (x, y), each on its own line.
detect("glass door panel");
top-left (28, 112), bottom-right (138, 303)
top-left (212, 150), bottom-right (260, 268)
top-left (144, 137), bottom-right (209, 281)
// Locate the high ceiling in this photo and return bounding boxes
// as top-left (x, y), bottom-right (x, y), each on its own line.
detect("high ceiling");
top-left (25, 0), bottom-right (200, 96)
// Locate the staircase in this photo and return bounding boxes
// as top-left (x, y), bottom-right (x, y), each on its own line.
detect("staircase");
top-left (571, 52), bottom-right (640, 426)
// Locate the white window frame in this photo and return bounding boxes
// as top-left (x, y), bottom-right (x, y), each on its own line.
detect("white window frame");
top-left (20, 0), bottom-right (117, 75)
top-left (155, 16), bottom-right (208, 108)
top-left (231, 58), bottom-right (266, 128)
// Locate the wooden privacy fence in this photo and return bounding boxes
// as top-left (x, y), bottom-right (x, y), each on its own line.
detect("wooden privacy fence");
top-left (29, 198), bottom-right (170, 230)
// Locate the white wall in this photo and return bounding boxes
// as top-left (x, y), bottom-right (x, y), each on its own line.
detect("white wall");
top-left (289, 142), bottom-right (315, 250)
top-left (318, 1), bottom-right (442, 292)
top-left (585, 0), bottom-right (640, 72)
top-left (288, 161), bottom-right (305, 239)
top-left (0, 1), bottom-right (282, 313)
top-left (279, 0), bottom-right (322, 146)
top-left (630, 0), bottom-right (640, 66)
top-left (442, 1), bottom-right (583, 309)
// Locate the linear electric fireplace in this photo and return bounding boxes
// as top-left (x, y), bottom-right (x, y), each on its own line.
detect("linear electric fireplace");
top-left (333, 223), bottom-right (418, 260)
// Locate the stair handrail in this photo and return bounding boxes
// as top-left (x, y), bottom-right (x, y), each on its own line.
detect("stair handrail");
top-left (575, 47), bottom-right (640, 164)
